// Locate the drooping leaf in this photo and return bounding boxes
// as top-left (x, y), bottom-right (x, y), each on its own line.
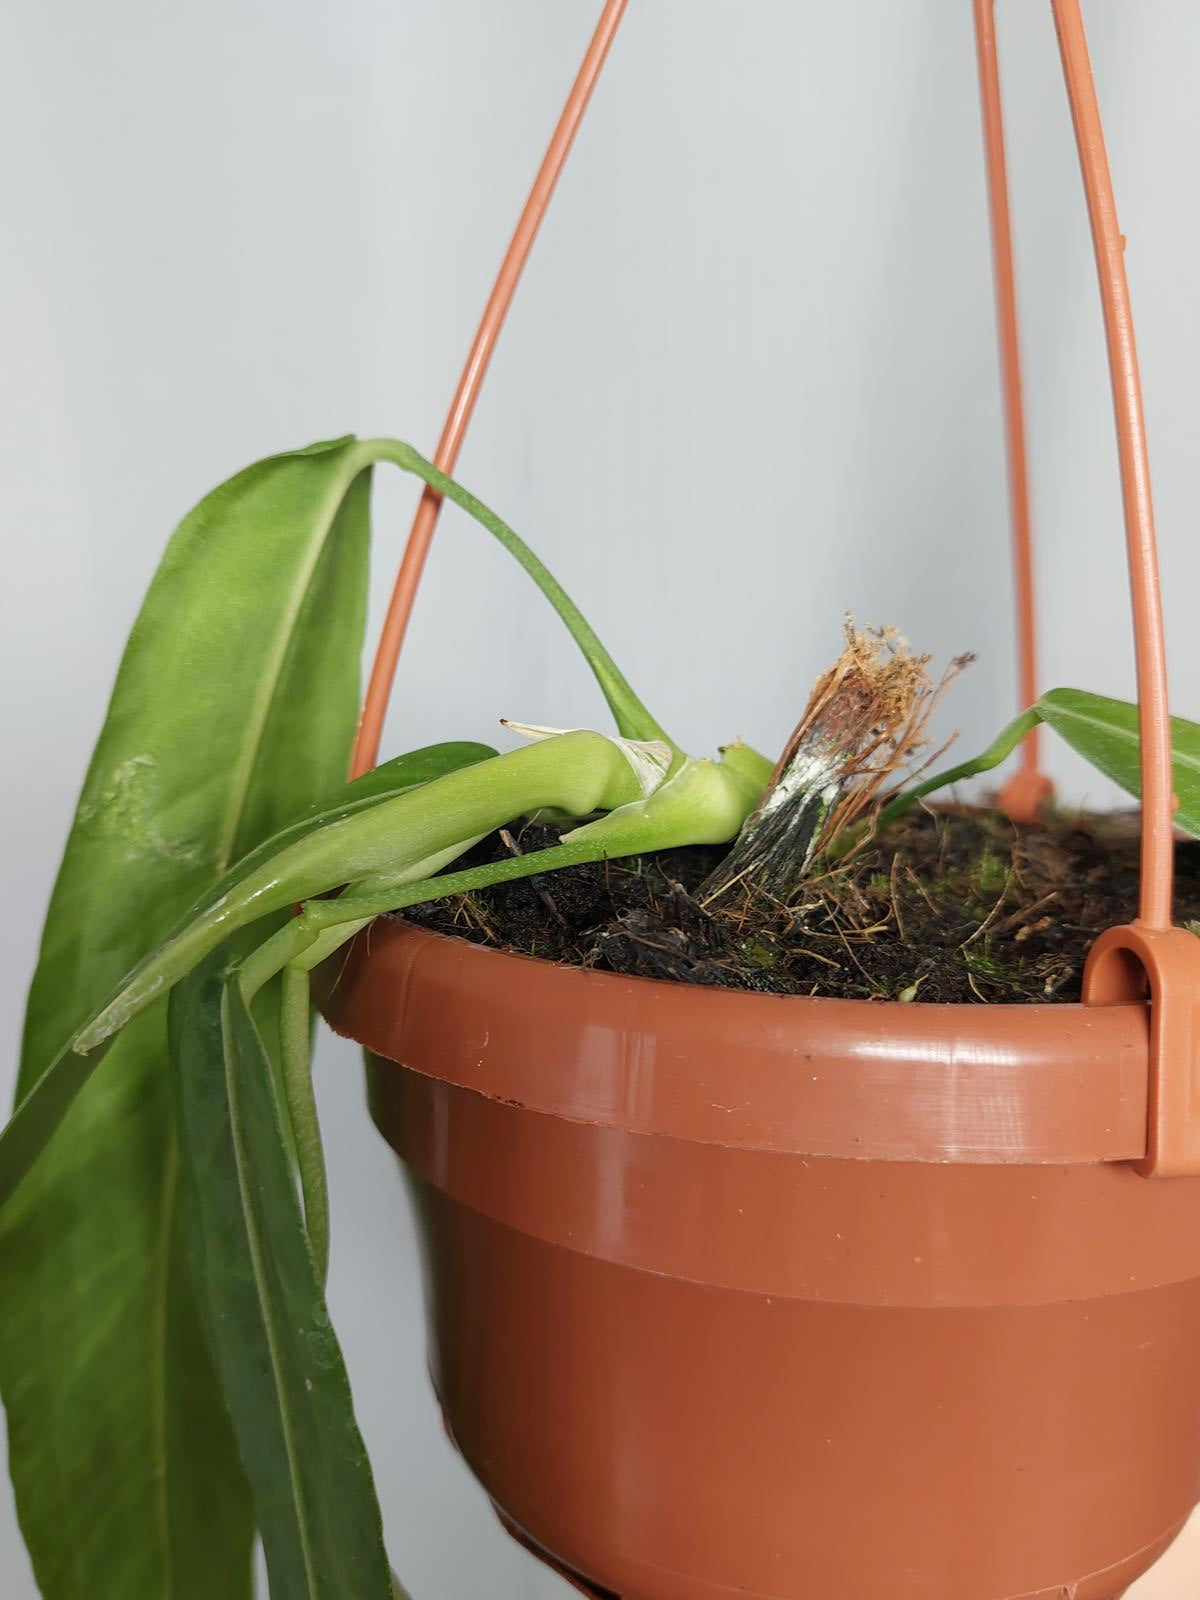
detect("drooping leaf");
top-left (0, 740), bottom-right (498, 1211)
top-left (169, 952), bottom-right (393, 1600)
top-left (0, 437), bottom-right (378, 1600)
top-left (1036, 688), bottom-right (1200, 837)
top-left (2, 424), bottom-right (667, 1598)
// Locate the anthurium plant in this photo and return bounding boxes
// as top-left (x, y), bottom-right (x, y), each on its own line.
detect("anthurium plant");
top-left (2, 435), bottom-right (1198, 1599)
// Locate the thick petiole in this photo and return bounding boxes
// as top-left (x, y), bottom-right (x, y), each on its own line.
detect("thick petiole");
top-left (299, 755), bottom-right (764, 935)
top-left (75, 731), bottom-right (646, 1053)
top-left (277, 965), bottom-right (330, 1285)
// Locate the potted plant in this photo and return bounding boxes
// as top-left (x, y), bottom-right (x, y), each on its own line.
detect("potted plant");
top-left (4, 3), bottom-right (1200, 1599)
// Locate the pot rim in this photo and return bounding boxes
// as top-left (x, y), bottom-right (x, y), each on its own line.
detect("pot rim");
top-left (320, 919), bottom-right (1151, 1165)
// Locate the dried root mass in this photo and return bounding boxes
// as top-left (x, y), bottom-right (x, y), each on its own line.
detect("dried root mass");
top-left (699, 625), bottom-right (971, 911)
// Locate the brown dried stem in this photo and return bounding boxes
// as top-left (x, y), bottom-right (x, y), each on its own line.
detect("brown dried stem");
top-left (700, 625), bottom-right (971, 910)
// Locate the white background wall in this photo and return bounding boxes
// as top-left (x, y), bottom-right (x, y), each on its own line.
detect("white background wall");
top-left (3, 2), bottom-right (1200, 1594)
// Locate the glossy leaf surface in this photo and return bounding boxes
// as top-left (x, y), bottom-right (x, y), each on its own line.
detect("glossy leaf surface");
top-left (170, 955), bottom-right (392, 1600)
top-left (0, 740), bottom-right (498, 1211)
top-left (1037, 688), bottom-right (1200, 837)
top-left (0, 438), bottom-right (374, 1600)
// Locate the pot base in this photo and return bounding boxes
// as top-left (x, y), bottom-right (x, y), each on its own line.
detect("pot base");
top-left (408, 1141), bottom-right (1200, 1600)
top-left (491, 1499), bottom-right (1163, 1600)
top-left (333, 926), bottom-right (1200, 1600)
top-left (493, 1504), bottom-right (615, 1597)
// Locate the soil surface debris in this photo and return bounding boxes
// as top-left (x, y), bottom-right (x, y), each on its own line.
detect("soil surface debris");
top-left (402, 807), bottom-right (1200, 1003)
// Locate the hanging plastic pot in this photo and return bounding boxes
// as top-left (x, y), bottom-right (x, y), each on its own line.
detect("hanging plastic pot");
top-left (322, 2), bottom-right (1200, 1595)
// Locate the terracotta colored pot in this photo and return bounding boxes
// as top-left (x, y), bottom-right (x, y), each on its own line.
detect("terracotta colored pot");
top-left (319, 919), bottom-right (1200, 1600)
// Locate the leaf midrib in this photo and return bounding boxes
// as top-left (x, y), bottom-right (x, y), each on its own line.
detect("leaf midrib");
top-left (213, 457), bottom-right (361, 873)
top-left (1047, 701), bottom-right (1200, 779)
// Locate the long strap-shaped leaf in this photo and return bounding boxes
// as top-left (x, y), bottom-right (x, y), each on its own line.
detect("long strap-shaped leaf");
top-left (0, 438), bottom-right (376, 1600)
top-left (2, 429), bottom-right (667, 1600)
top-left (169, 953), bottom-right (392, 1600)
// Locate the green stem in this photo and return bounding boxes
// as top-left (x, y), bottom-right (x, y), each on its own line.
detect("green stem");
top-left (75, 731), bottom-right (643, 1052)
top-left (869, 707), bottom-right (1042, 838)
top-left (359, 438), bottom-right (680, 760)
top-left (277, 966), bottom-right (329, 1286)
top-left (236, 843), bottom-right (659, 1003)
top-left (302, 755), bottom-right (763, 933)
top-left (304, 840), bottom-right (615, 931)
top-left (7, 742), bottom-right (761, 1213)
top-left (720, 741), bottom-right (775, 792)
top-left (239, 912), bottom-right (373, 1001)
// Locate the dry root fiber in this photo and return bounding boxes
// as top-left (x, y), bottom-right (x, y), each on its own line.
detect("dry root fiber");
top-left (699, 624), bottom-right (971, 910)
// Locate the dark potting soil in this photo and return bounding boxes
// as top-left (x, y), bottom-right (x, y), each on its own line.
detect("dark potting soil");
top-left (401, 808), bottom-right (1200, 1003)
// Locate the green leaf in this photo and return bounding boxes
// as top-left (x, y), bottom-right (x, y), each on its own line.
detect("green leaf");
top-left (336, 741), bottom-right (498, 806)
top-left (1036, 688), bottom-right (1200, 837)
top-left (872, 690), bottom-right (1200, 844)
top-left (169, 952), bottom-right (393, 1600)
top-left (868, 708), bottom-right (1040, 838)
top-left (0, 437), bottom-right (377, 1600)
top-left (2, 424), bottom-right (660, 1596)
top-left (0, 740), bottom-right (498, 1211)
